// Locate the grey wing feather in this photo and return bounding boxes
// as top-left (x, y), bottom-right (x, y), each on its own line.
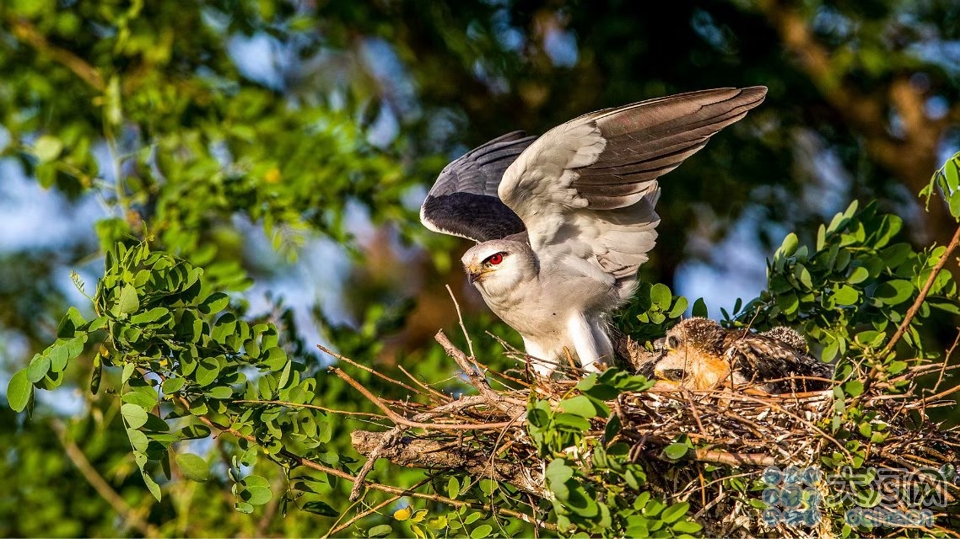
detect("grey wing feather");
top-left (575, 87), bottom-right (768, 209)
top-left (499, 86), bottom-right (767, 301)
top-left (420, 131), bottom-right (537, 242)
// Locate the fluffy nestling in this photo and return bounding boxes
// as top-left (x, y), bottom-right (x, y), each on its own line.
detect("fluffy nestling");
top-left (648, 318), bottom-right (832, 393)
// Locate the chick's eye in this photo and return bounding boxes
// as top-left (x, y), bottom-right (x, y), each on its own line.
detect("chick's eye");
top-left (667, 336), bottom-right (681, 349)
top-left (487, 253), bottom-right (504, 265)
top-left (662, 369), bottom-right (686, 382)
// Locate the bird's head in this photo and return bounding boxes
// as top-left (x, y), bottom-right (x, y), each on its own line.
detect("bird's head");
top-left (652, 318), bottom-right (731, 390)
top-left (461, 239), bottom-right (536, 297)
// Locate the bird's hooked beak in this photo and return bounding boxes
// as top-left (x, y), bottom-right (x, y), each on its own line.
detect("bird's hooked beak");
top-left (465, 263), bottom-right (486, 285)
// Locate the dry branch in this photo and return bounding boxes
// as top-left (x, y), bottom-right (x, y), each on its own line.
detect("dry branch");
top-left (351, 431), bottom-right (546, 496)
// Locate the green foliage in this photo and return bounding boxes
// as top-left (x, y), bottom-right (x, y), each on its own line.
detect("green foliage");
top-left (618, 282), bottom-right (698, 345)
top-left (9, 241), bottom-right (332, 508)
top-left (923, 151), bottom-right (960, 221)
top-left (525, 369), bottom-right (700, 537)
top-left (3, 1), bottom-right (960, 536)
top-left (733, 200), bottom-right (958, 365)
top-left (9, 151), bottom-right (960, 539)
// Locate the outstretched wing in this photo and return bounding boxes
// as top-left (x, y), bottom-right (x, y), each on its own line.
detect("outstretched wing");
top-left (420, 131), bottom-right (537, 242)
top-left (498, 87), bottom-right (767, 298)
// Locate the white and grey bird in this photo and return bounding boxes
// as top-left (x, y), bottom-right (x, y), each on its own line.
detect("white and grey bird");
top-left (420, 87), bottom-right (767, 377)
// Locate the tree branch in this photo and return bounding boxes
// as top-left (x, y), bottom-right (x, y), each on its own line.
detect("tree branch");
top-left (51, 420), bottom-right (161, 537)
top-left (434, 330), bottom-right (527, 417)
top-left (330, 366), bottom-right (517, 431)
top-left (175, 396), bottom-right (554, 531)
top-left (882, 224), bottom-right (960, 357)
top-left (5, 17), bottom-right (104, 91)
top-left (351, 430), bottom-right (546, 497)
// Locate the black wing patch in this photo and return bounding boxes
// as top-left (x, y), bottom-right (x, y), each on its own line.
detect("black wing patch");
top-left (420, 131), bottom-right (536, 242)
top-left (421, 192), bottom-right (526, 242)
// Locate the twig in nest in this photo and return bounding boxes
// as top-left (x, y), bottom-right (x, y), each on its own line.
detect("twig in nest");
top-left (932, 329), bottom-right (960, 393)
top-left (351, 430), bottom-right (544, 497)
top-left (435, 330), bottom-right (526, 417)
top-left (331, 367), bottom-right (515, 431)
top-left (317, 343), bottom-right (424, 396)
top-left (446, 284), bottom-right (475, 358)
top-left (398, 363), bottom-right (453, 403)
top-left (693, 448), bottom-right (776, 467)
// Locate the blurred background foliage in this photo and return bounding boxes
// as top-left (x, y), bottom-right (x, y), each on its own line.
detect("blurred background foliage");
top-left (1, 0), bottom-right (959, 535)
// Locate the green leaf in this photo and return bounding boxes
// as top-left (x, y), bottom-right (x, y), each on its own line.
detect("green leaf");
top-left (875, 280), bottom-right (914, 305)
top-left (692, 298), bottom-right (708, 318)
top-left (795, 264), bottom-right (813, 289)
top-left (121, 403), bottom-right (149, 429)
top-left (121, 388), bottom-right (158, 409)
top-left (236, 502), bottom-right (254, 514)
top-left (470, 524), bottom-right (492, 539)
top-left (604, 414), bottom-right (622, 441)
top-left (834, 285), bottom-right (859, 306)
top-left (204, 386), bottom-right (233, 400)
top-left (180, 425), bottom-right (212, 440)
top-left (26, 354), bottom-right (51, 383)
top-left (243, 486), bottom-right (272, 506)
top-left (847, 266), bottom-right (870, 284)
top-left (131, 307), bottom-right (169, 325)
top-left (302, 500), bottom-right (338, 516)
top-left (673, 520), bottom-right (703, 533)
top-left (845, 380), bottom-right (864, 397)
top-left (122, 362), bottom-right (136, 384)
top-left (57, 307), bottom-right (87, 338)
top-left (90, 359), bottom-right (102, 395)
top-left (176, 453), bottom-right (210, 482)
top-left (776, 292), bottom-right (799, 315)
top-left (888, 361), bottom-right (907, 374)
top-left (447, 477), bottom-right (460, 499)
top-left (143, 473), bottom-right (162, 502)
top-left (779, 232), bottom-right (799, 257)
top-left (660, 502), bottom-right (690, 523)
top-left (242, 475), bottom-right (270, 489)
top-left (162, 377), bottom-right (185, 394)
top-left (116, 285), bottom-right (140, 315)
top-left (127, 428), bottom-right (149, 452)
top-left (575, 374), bottom-right (596, 392)
top-left (7, 370), bottom-right (33, 412)
top-left (34, 135), bottom-right (64, 162)
top-left (560, 395), bottom-right (599, 418)
top-left (667, 296), bottom-right (688, 318)
top-left (368, 525), bottom-right (392, 537)
top-left (662, 443), bottom-right (688, 460)
top-left (543, 459), bottom-right (573, 491)
top-left (553, 413), bottom-right (591, 431)
top-left (195, 357), bottom-right (221, 387)
top-left (199, 292), bottom-right (230, 314)
top-left (650, 283), bottom-right (672, 310)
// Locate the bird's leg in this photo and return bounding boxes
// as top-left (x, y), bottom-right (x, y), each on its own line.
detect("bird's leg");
top-left (522, 338), bottom-right (558, 378)
top-left (566, 313), bottom-right (608, 373)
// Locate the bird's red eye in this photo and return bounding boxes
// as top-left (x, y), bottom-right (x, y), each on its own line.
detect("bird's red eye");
top-left (487, 253), bottom-right (504, 265)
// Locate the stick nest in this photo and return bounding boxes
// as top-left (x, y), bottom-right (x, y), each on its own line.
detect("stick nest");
top-left (338, 331), bottom-right (960, 537)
